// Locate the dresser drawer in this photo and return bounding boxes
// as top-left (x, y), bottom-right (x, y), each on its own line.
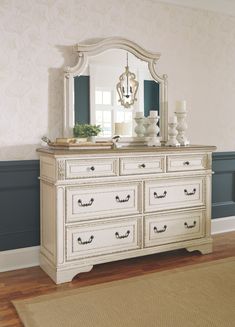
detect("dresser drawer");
top-left (66, 217), bottom-right (141, 260)
top-left (145, 177), bottom-right (205, 212)
top-left (66, 182), bottom-right (141, 222)
top-left (144, 210), bottom-right (205, 247)
top-left (64, 158), bottom-right (118, 179)
top-left (120, 156), bottom-right (165, 175)
top-left (167, 154), bottom-right (208, 172)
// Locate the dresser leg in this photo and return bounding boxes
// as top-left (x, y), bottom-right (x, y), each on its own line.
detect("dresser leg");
top-left (186, 242), bottom-right (213, 255)
top-left (40, 253), bottom-right (94, 284)
top-left (55, 265), bottom-right (94, 284)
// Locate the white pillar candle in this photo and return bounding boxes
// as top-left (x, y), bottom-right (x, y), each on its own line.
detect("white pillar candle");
top-left (149, 110), bottom-right (158, 117)
top-left (175, 100), bottom-right (186, 113)
top-left (115, 122), bottom-right (132, 136)
top-left (169, 115), bottom-right (177, 124)
top-left (135, 111), bottom-right (144, 118)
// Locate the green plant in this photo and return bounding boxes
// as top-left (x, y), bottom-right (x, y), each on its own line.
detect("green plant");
top-left (73, 123), bottom-right (102, 137)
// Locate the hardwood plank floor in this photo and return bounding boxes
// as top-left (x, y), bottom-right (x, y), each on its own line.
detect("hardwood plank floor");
top-left (0, 232), bottom-right (235, 327)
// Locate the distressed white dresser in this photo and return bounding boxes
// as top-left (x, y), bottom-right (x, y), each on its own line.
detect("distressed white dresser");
top-left (37, 145), bottom-right (216, 284)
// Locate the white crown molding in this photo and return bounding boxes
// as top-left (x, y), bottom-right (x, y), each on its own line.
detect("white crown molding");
top-left (0, 216), bottom-right (235, 273)
top-left (156, 0), bottom-right (235, 17)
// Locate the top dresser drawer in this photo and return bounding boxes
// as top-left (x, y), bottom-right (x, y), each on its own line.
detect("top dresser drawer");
top-left (167, 154), bottom-right (208, 172)
top-left (120, 156), bottom-right (165, 175)
top-left (63, 158), bottom-right (118, 179)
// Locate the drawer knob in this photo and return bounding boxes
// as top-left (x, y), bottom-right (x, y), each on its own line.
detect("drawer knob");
top-left (183, 161), bottom-right (190, 166)
top-left (153, 225), bottom-right (167, 233)
top-left (184, 188), bottom-right (196, 196)
top-left (154, 191), bottom-right (167, 199)
top-left (115, 194), bottom-right (131, 203)
top-left (184, 221), bottom-right (197, 229)
top-left (77, 235), bottom-right (94, 245)
top-left (90, 166), bottom-right (95, 171)
top-left (115, 230), bottom-right (130, 239)
top-left (139, 163), bottom-right (146, 168)
top-left (78, 198), bottom-right (94, 207)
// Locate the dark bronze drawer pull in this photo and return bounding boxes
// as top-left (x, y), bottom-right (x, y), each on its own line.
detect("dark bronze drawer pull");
top-left (154, 191), bottom-right (167, 199)
top-left (139, 163), bottom-right (146, 168)
top-left (184, 221), bottom-right (197, 229)
top-left (153, 225), bottom-right (167, 233)
top-left (183, 161), bottom-right (190, 166)
top-left (184, 188), bottom-right (196, 196)
top-left (77, 235), bottom-right (94, 245)
top-left (115, 230), bottom-right (130, 239)
top-left (90, 166), bottom-right (95, 171)
top-left (78, 198), bottom-right (94, 207)
top-left (115, 194), bottom-right (131, 203)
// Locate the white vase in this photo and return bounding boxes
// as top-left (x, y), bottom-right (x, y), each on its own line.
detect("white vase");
top-left (87, 136), bottom-right (96, 143)
top-left (75, 137), bottom-right (87, 143)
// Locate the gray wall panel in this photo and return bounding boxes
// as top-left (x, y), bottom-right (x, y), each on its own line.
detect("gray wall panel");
top-left (212, 152), bottom-right (235, 219)
top-left (0, 161), bottom-right (40, 251)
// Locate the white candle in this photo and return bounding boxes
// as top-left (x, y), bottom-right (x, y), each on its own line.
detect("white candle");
top-left (115, 122), bottom-right (131, 136)
top-left (149, 110), bottom-right (158, 117)
top-left (175, 100), bottom-right (186, 113)
top-left (135, 111), bottom-right (144, 118)
top-left (169, 116), bottom-right (177, 124)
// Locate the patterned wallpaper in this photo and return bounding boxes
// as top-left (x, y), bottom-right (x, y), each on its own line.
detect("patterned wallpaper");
top-left (0, 0), bottom-right (235, 160)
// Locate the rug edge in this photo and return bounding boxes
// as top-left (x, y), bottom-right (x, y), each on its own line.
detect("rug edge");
top-left (13, 301), bottom-right (38, 327)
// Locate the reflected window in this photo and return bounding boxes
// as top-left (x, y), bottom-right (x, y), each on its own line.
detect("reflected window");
top-left (95, 89), bottom-right (113, 137)
top-left (94, 88), bottom-right (132, 137)
top-left (95, 90), bottom-right (112, 106)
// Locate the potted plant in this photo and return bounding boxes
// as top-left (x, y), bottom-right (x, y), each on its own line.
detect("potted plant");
top-left (73, 123), bottom-right (102, 143)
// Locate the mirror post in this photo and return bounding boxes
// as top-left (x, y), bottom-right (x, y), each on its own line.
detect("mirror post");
top-left (64, 73), bottom-right (74, 137)
top-left (160, 74), bottom-right (168, 144)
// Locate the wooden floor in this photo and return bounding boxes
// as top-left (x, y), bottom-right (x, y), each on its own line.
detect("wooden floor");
top-left (0, 232), bottom-right (235, 327)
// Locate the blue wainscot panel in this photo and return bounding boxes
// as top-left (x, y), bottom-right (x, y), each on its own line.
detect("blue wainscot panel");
top-left (0, 160), bottom-right (40, 251)
top-left (212, 152), bottom-right (235, 219)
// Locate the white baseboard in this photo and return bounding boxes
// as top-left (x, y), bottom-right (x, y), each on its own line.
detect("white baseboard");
top-left (0, 246), bottom-right (40, 273)
top-left (0, 217), bottom-right (235, 273)
top-left (211, 216), bottom-right (235, 235)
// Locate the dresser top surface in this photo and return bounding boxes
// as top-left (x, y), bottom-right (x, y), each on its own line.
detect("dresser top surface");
top-left (37, 145), bottom-right (216, 157)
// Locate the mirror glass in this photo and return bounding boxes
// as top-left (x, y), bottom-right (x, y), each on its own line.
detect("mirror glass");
top-left (73, 49), bottom-right (159, 138)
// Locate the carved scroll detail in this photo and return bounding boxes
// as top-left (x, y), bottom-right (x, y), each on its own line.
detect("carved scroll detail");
top-left (57, 160), bottom-right (65, 180)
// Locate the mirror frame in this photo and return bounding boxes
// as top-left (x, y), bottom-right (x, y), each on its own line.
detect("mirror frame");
top-left (64, 37), bottom-right (168, 143)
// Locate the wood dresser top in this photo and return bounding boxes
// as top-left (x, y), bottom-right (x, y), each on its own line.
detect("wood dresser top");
top-left (37, 145), bottom-right (217, 157)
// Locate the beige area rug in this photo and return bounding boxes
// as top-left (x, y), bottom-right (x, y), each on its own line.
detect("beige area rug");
top-left (13, 257), bottom-right (235, 327)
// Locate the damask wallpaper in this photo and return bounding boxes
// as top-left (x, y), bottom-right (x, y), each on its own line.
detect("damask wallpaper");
top-left (0, 0), bottom-right (235, 160)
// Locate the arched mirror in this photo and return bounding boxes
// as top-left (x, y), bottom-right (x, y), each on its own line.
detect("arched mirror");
top-left (64, 38), bottom-right (168, 144)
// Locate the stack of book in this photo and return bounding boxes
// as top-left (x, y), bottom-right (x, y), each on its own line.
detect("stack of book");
top-left (47, 138), bottom-right (113, 150)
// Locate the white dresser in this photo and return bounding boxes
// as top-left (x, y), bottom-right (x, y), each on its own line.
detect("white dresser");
top-left (38, 145), bottom-right (215, 284)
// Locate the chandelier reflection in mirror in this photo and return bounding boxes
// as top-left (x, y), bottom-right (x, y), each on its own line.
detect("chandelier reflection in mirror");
top-left (116, 53), bottom-right (139, 108)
